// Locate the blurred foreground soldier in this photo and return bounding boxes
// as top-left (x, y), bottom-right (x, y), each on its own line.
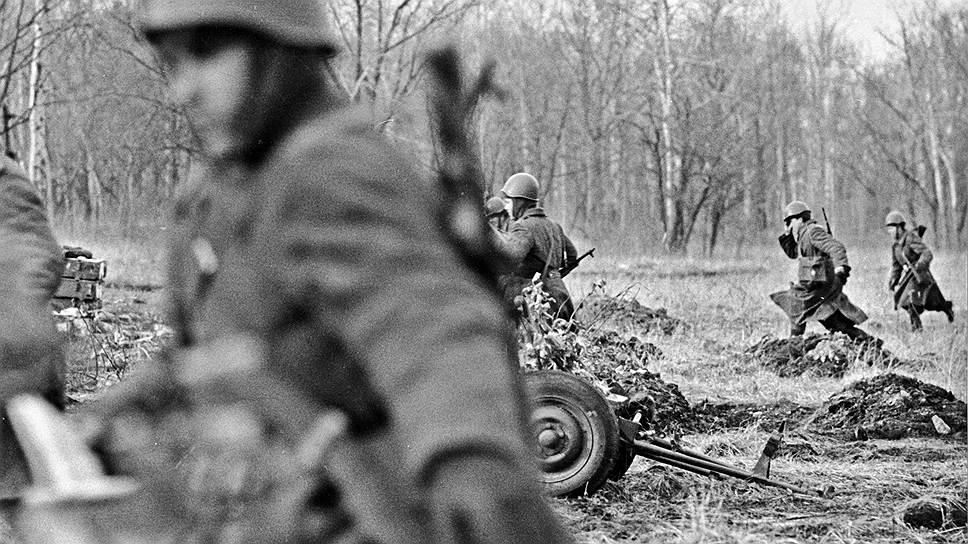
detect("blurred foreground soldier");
top-left (884, 211), bottom-right (954, 331)
top-left (0, 155), bottom-right (63, 511)
top-left (770, 201), bottom-right (875, 342)
top-left (484, 195), bottom-right (509, 232)
top-left (494, 172), bottom-right (577, 321)
top-left (81, 2), bottom-right (574, 544)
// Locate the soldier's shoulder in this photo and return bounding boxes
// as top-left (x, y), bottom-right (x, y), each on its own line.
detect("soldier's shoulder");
top-left (270, 107), bottom-right (428, 197)
top-left (903, 230), bottom-right (923, 244)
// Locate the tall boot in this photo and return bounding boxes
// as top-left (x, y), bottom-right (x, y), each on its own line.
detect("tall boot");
top-left (943, 300), bottom-right (955, 323)
top-left (908, 308), bottom-right (923, 332)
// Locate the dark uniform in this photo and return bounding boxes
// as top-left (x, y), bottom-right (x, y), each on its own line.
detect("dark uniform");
top-left (770, 219), bottom-right (870, 339)
top-left (888, 228), bottom-right (954, 330)
top-left (0, 156), bottom-right (63, 499)
top-left (497, 207), bottom-right (577, 321)
top-left (84, 2), bottom-right (575, 535)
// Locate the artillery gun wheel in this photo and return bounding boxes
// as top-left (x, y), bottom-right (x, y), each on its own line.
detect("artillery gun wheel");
top-left (524, 370), bottom-right (619, 497)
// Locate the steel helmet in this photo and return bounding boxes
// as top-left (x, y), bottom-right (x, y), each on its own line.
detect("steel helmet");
top-left (484, 196), bottom-right (506, 217)
top-left (884, 211), bottom-right (906, 227)
top-left (501, 173), bottom-right (539, 202)
top-left (782, 200), bottom-right (811, 221)
top-left (137, 0), bottom-right (339, 51)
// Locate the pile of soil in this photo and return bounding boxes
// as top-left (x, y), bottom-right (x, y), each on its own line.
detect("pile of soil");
top-left (746, 333), bottom-right (901, 378)
top-left (693, 400), bottom-right (814, 433)
top-left (575, 331), bottom-right (693, 435)
top-left (805, 373), bottom-right (967, 439)
top-left (575, 294), bottom-right (687, 335)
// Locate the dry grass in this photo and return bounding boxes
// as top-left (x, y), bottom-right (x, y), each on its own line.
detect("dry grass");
top-left (561, 241), bottom-right (966, 543)
top-left (50, 221), bottom-right (967, 544)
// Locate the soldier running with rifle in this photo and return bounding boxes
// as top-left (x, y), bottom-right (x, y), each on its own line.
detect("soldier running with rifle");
top-left (884, 211), bottom-right (954, 331)
top-left (770, 201), bottom-right (878, 344)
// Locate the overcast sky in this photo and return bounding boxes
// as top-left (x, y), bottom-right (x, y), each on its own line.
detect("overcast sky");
top-left (779, 0), bottom-right (964, 62)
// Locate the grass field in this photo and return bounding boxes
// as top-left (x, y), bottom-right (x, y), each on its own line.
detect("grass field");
top-left (557, 243), bottom-right (967, 543)
top-left (55, 225), bottom-right (967, 543)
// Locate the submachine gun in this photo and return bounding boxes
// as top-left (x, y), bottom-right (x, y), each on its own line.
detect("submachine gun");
top-left (525, 370), bottom-right (834, 499)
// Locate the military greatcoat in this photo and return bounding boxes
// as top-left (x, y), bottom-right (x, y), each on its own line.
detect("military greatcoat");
top-left (497, 206), bottom-right (577, 320)
top-left (146, 107), bottom-right (546, 541)
top-left (770, 219), bottom-right (867, 328)
top-left (888, 229), bottom-right (948, 312)
top-left (0, 156), bottom-right (63, 497)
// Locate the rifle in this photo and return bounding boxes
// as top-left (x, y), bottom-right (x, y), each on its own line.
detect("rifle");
top-left (560, 247), bottom-right (595, 278)
top-left (426, 48), bottom-right (507, 287)
top-left (821, 207), bottom-right (832, 235)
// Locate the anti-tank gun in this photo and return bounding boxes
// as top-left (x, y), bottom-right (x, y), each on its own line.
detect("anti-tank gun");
top-left (524, 370), bottom-right (834, 498)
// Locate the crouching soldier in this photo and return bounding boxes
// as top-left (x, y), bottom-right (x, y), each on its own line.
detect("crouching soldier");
top-left (884, 211), bottom-right (954, 331)
top-left (770, 201), bottom-right (875, 343)
top-left (0, 154), bottom-right (63, 519)
top-left (77, 1), bottom-right (575, 544)
top-left (494, 172), bottom-right (577, 322)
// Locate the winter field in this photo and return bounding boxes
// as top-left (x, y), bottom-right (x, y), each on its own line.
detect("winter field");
top-left (54, 225), bottom-right (967, 544)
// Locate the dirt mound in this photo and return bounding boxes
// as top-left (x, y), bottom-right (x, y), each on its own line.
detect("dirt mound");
top-left (693, 400), bottom-right (814, 433)
top-left (524, 328), bottom-right (693, 435)
top-left (805, 374), bottom-right (967, 439)
top-left (746, 333), bottom-right (901, 378)
top-left (575, 331), bottom-right (692, 435)
top-left (576, 294), bottom-right (687, 335)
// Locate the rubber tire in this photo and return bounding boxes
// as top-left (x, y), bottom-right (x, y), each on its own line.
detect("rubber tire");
top-left (524, 370), bottom-right (620, 497)
top-left (608, 444), bottom-right (635, 481)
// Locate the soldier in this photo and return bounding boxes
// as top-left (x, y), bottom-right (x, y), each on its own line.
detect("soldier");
top-left (884, 211), bottom-right (954, 331)
top-left (494, 172), bottom-right (577, 321)
top-left (770, 201), bottom-right (875, 342)
top-left (89, 1), bottom-right (574, 543)
top-left (484, 195), bottom-right (509, 232)
top-left (0, 155), bottom-right (63, 514)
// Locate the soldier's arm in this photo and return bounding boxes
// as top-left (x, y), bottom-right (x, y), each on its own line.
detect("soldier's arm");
top-left (888, 246), bottom-right (902, 287)
top-left (905, 232), bottom-right (933, 271)
top-left (807, 224), bottom-right (849, 269)
top-left (562, 228), bottom-right (578, 264)
top-left (0, 158), bottom-right (64, 407)
top-left (493, 220), bottom-right (533, 264)
top-left (778, 231), bottom-right (797, 259)
top-left (0, 159), bottom-right (63, 301)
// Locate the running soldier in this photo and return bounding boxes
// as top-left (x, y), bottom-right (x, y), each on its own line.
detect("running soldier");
top-left (884, 211), bottom-right (954, 331)
top-left (770, 201), bottom-right (874, 342)
top-left (89, 1), bottom-right (574, 543)
top-left (0, 155), bottom-right (63, 514)
top-left (494, 172), bottom-right (578, 321)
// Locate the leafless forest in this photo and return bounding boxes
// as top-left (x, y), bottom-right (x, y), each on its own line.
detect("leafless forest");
top-left (2, 0), bottom-right (966, 254)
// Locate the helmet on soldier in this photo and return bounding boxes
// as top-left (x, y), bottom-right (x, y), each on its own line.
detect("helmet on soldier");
top-left (884, 210), bottom-right (906, 227)
top-left (782, 200), bottom-right (811, 222)
top-left (501, 173), bottom-right (539, 202)
top-left (484, 196), bottom-right (506, 218)
top-left (137, 0), bottom-right (339, 52)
